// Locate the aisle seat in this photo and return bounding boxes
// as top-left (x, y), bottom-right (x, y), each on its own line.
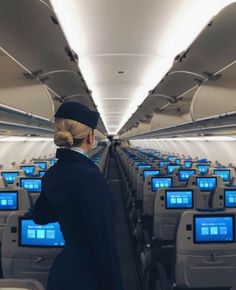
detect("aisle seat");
top-left (153, 187), bottom-right (204, 241)
top-left (174, 209), bottom-right (236, 288)
top-left (136, 168), bottom-right (160, 202)
top-left (2, 212), bottom-right (64, 288)
top-left (131, 163), bottom-right (152, 192)
top-left (143, 175), bottom-right (178, 216)
top-left (0, 188), bottom-right (32, 241)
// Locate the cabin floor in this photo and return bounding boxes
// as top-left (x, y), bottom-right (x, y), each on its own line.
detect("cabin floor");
top-left (108, 155), bottom-right (140, 290)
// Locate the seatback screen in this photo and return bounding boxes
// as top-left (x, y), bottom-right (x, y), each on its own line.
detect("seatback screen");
top-left (196, 164), bottom-right (210, 174)
top-left (213, 169), bottom-right (231, 182)
top-left (151, 177), bottom-right (172, 191)
top-left (165, 190), bottom-right (193, 209)
top-left (1, 172), bottom-right (19, 184)
top-left (224, 190), bottom-right (236, 208)
top-left (138, 165), bottom-right (152, 170)
top-left (39, 170), bottom-right (46, 177)
top-left (20, 178), bottom-right (42, 193)
top-left (20, 166), bottom-right (35, 176)
top-left (19, 218), bottom-right (65, 247)
top-left (184, 161), bottom-right (192, 168)
top-left (167, 165), bottom-right (181, 174)
top-left (143, 170), bottom-right (160, 181)
top-left (34, 162), bottom-right (47, 170)
top-left (175, 159), bottom-right (181, 164)
top-left (50, 159), bottom-right (56, 165)
top-left (159, 161), bottom-right (170, 168)
top-left (194, 215), bottom-right (235, 243)
top-left (178, 170), bottom-right (196, 181)
top-left (0, 191), bottom-right (18, 210)
top-left (196, 177), bottom-right (217, 191)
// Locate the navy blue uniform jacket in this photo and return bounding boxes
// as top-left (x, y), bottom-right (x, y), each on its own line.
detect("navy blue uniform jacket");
top-left (32, 148), bottom-right (123, 290)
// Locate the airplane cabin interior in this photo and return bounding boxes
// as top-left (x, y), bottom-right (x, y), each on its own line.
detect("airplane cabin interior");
top-left (0, 0), bottom-right (236, 289)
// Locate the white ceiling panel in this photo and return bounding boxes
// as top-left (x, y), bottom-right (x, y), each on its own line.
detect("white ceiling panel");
top-left (50, 0), bottom-right (235, 134)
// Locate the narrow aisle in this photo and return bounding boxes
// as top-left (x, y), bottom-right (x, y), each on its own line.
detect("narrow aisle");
top-left (108, 156), bottom-right (140, 290)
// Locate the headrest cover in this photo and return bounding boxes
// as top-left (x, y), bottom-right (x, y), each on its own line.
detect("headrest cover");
top-left (54, 101), bottom-right (99, 129)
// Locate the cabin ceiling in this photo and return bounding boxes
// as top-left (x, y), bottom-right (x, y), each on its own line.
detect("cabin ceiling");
top-left (0, 0), bottom-right (235, 138)
top-left (50, 0), bottom-right (235, 135)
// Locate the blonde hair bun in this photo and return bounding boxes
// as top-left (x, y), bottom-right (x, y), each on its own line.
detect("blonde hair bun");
top-left (54, 131), bottom-right (74, 148)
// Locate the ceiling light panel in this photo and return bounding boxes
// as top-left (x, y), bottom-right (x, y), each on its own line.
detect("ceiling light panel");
top-left (51, 0), bottom-right (235, 134)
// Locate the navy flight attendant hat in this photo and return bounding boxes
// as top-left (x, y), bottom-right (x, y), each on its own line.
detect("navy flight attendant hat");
top-left (54, 101), bottom-right (100, 129)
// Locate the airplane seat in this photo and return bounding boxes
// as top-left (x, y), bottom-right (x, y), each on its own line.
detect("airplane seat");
top-left (173, 209), bottom-right (236, 288)
top-left (2, 211), bottom-right (64, 288)
top-left (136, 167), bottom-right (160, 206)
top-left (13, 177), bottom-right (42, 204)
top-left (139, 187), bottom-right (205, 276)
top-left (192, 163), bottom-right (212, 176)
top-left (153, 187), bottom-right (204, 242)
top-left (187, 175), bottom-right (224, 208)
top-left (135, 175), bottom-right (179, 244)
top-left (0, 278), bottom-right (44, 289)
top-left (0, 171), bottom-right (25, 188)
top-left (173, 168), bottom-right (200, 187)
top-left (32, 161), bottom-right (51, 171)
top-left (15, 165), bottom-right (41, 178)
top-left (143, 175), bottom-right (178, 217)
top-left (132, 164), bottom-right (152, 193)
top-left (0, 188), bottom-right (32, 242)
top-left (165, 164), bottom-right (181, 176)
top-left (209, 186), bottom-right (236, 209)
top-left (208, 167), bottom-right (236, 186)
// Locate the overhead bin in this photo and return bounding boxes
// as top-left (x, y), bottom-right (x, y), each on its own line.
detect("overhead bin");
top-left (191, 62), bottom-right (236, 121)
top-left (121, 95), bottom-right (169, 133)
top-left (0, 48), bottom-right (54, 129)
top-left (171, 3), bottom-right (236, 77)
top-left (120, 2), bottom-right (236, 137)
top-left (151, 113), bottom-right (188, 132)
top-left (120, 84), bottom-right (198, 135)
top-left (41, 71), bottom-right (92, 106)
top-left (0, 0), bottom-right (107, 134)
top-left (153, 72), bottom-right (204, 99)
top-left (0, 0), bottom-right (77, 74)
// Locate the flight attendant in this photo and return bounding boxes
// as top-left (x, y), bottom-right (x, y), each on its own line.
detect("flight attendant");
top-left (32, 101), bottom-right (124, 290)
